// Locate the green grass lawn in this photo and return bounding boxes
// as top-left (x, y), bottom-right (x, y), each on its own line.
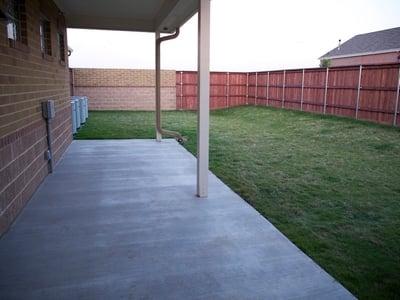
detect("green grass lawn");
top-left (76, 106), bottom-right (400, 299)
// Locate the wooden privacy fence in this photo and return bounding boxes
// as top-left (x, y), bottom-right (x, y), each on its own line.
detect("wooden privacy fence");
top-left (176, 71), bottom-right (248, 110)
top-left (177, 63), bottom-right (400, 126)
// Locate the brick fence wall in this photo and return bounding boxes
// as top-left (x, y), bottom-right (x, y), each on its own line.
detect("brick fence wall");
top-left (71, 68), bottom-right (176, 110)
top-left (0, 0), bottom-right (72, 235)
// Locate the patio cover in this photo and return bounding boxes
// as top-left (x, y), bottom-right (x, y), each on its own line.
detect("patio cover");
top-left (54, 0), bottom-right (211, 197)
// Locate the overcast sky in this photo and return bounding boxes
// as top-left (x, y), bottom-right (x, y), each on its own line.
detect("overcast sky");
top-left (67, 0), bottom-right (400, 72)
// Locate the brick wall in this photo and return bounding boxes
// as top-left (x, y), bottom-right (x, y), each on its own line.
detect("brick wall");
top-left (0, 0), bottom-right (72, 235)
top-left (71, 68), bottom-right (176, 110)
top-left (330, 52), bottom-right (400, 67)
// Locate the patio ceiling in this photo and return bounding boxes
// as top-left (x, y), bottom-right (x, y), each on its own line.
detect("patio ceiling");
top-left (53, 0), bottom-right (198, 33)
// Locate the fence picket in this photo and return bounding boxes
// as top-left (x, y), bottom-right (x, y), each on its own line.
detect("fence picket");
top-left (394, 67), bottom-right (400, 126)
top-left (246, 73), bottom-right (249, 105)
top-left (266, 71), bottom-right (270, 106)
top-left (226, 72), bottom-right (229, 108)
top-left (323, 68), bottom-right (329, 114)
top-left (179, 71), bottom-right (183, 110)
top-left (255, 72), bottom-right (258, 106)
top-left (355, 65), bottom-right (363, 119)
top-left (282, 70), bottom-right (286, 108)
top-left (301, 69), bottom-right (305, 111)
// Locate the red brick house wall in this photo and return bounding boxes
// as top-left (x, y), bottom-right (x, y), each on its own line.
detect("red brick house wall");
top-left (0, 0), bottom-right (72, 235)
top-left (71, 68), bottom-right (176, 110)
top-left (330, 52), bottom-right (400, 67)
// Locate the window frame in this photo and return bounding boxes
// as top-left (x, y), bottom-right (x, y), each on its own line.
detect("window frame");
top-left (5, 0), bottom-right (28, 50)
top-left (39, 15), bottom-right (52, 59)
top-left (57, 31), bottom-right (66, 65)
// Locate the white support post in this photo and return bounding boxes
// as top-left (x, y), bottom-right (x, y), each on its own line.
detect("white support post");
top-left (255, 72), bottom-right (258, 106)
top-left (180, 71), bottom-right (183, 110)
top-left (394, 66), bottom-right (400, 126)
top-left (282, 70), bottom-right (286, 108)
top-left (266, 71), bottom-right (270, 106)
top-left (246, 73), bottom-right (249, 105)
top-left (196, 0), bottom-right (210, 198)
top-left (155, 31), bottom-right (162, 141)
top-left (323, 67), bottom-right (329, 114)
top-left (226, 72), bottom-right (229, 108)
top-left (300, 69), bottom-right (305, 111)
top-left (355, 65), bottom-right (363, 119)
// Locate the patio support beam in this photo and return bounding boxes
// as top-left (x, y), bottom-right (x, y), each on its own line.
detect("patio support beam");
top-left (196, 0), bottom-right (210, 197)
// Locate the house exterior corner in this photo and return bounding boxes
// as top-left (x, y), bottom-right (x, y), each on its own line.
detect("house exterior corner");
top-left (0, 0), bottom-right (72, 235)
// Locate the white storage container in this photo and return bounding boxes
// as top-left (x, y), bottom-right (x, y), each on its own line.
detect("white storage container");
top-left (75, 99), bottom-right (81, 128)
top-left (71, 101), bottom-right (77, 134)
top-left (83, 97), bottom-right (89, 120)
top-left (79, 97), bottom-right (85, 124)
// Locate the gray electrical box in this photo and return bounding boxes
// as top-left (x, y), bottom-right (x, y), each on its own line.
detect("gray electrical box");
top-left (42, 100), bottom-right (56, 120)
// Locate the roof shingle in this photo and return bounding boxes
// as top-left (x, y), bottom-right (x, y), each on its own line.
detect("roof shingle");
top-left (320, 27), bottom-right (400, 59)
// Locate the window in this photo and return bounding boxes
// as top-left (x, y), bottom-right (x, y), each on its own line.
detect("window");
top-left (5, 0), bottom-right (28, 46)
top-left (58, 32), bottom-right (65, 63)
top-left (40, 18), bottom-right (52, 56)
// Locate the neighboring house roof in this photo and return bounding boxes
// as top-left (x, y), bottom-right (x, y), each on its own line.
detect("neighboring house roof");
top-left (320, 27), bottom-right (400, 60)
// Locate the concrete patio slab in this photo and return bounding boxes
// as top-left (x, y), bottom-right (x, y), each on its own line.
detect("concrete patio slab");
top-left (0, 140), bottom-right (354, 299)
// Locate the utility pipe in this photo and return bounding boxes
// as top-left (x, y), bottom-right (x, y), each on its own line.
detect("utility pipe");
top-left (45, 118), bottom-right (54, 173)
top-left (155, 28), bottom-right (185, 143)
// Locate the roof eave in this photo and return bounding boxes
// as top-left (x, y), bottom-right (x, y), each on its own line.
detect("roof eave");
top-left (155, 0), bottom-right (198, 33)
top-left (64, 15), bottom-right (155, 32)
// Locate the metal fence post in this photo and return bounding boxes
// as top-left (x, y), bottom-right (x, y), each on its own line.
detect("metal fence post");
top-left (226, 72), bottom-right (230, 108)
top-left (246, 73), bottom-right (249, 105)
top-left (323, 67), bottom-right (329, 114)
top-left (266, 71), bottom-right (269, 106)
top-left (355, 65), bottom-right (363, 119)
top-left (282, 70), bottom-right (286, 108)
top-left (255, 72), bottom-right (258, 106)
top-left (394, 66), bottom-right (400, 126)
top-left (180, 71), bottom-right (183, 110)
top-left (300, 69), bottom-right (305, 111)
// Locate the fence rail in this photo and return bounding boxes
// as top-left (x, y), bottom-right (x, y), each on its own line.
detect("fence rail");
top-left (177, 63), bottom-right (400, 126)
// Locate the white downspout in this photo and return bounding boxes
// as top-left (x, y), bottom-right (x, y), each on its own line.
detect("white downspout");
top-left (155, 28), bottom-right (185, 143)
